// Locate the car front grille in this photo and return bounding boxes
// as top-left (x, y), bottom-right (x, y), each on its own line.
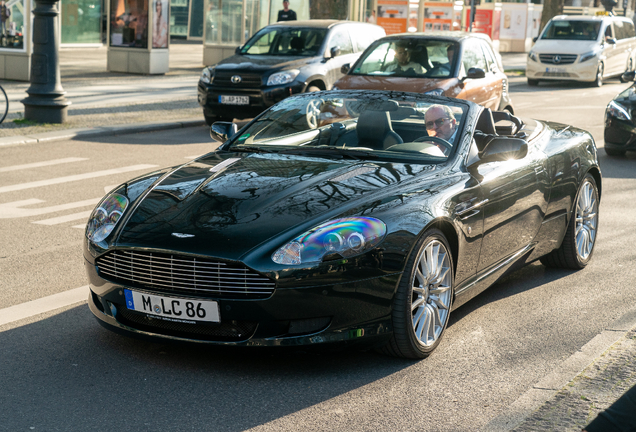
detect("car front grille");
top-left (539, 54), bottom-right (578, 65)
top-left (116, 307), bottom-right (258, 341)
top-left (539, 72), bottom-right (573, 77)
top-left (213, 72), bottom-right (263, 88)
top-left (96, 250), bottom-right (276, 299)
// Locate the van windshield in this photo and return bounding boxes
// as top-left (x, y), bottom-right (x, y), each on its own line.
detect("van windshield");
top-left (541, 20), bottom-right (601, 41)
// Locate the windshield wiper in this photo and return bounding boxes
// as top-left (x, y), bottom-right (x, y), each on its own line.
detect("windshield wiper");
top-left (278, 147), bottom-right (380, 160)
top-left (230, 146), bottom-right (277, 154)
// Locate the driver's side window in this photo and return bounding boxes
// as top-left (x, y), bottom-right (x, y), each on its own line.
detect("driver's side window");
top-left (462, 39), bottom-right (488, 73)
top-left (328, 28), bottom-right (354, 55)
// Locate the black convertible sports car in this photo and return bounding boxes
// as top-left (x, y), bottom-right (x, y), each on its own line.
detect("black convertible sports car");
top-left (604, 70), bottom-right (636, 157)
top-left (85, 90), bottom-right (601, 359)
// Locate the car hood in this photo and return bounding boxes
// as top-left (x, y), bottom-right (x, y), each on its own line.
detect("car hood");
top-left (214, 54), bottom-right (320, 73)
top-left (334, 75), bottom-right (458, 94)
top-left (116, 152), bottom-right (438, 261)
top-left (531, 39), bottom-right (599, 55)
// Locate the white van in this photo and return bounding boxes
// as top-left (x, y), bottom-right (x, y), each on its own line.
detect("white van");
top-left (526, 14), bottom-right (636, 86)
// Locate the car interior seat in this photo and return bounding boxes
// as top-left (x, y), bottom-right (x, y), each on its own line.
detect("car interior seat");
top-left (356, 110), bottom-right (404, 150)
top-left (290, 36), bottom-right (305, 52)
top-left (410, 46), bottom-right (433, 71)
top-left (474, 108), bottom-right (497, 151)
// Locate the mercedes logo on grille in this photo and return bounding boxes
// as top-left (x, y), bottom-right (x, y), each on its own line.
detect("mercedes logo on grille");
top-left (231, 75), bottom-right (242, 84)
top-left (553, 55), bottom-right (562, 64)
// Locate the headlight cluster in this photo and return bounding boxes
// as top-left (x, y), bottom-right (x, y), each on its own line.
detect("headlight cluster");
top-left (267, 69), bottom-right (300, 86)
top-left (527, 51), bottom-right (538, 62)
top-left (200, 67), bottom-right (214, 84)
top-left (580, 50), bottom-right (600, 63)
top-left (606, 100), bottom-right (631, 121)
top-left (272, 217), bottom-right (387, 265)
top-left (86, 194), bottom-right (129, 243)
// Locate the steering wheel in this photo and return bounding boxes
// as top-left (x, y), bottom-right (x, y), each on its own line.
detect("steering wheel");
top-left (306, 98), bottom-right (323, 129)
top-left (413, 136), bottom-right (453, 151)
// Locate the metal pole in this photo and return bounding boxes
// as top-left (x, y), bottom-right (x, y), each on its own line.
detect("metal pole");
top-left (21, 0), bottom-right (70, 123)
top-left (469, 0), bottom-right (475, 32)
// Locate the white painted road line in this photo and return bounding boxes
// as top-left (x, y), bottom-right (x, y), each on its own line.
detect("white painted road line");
top-left (0, 164), bottom-right (157, 194)
top-left (0, 286), bottom-right (89, 327)
top-left (0, 157), bottom-right (89, 173)
top-left (0, 197), bottom-right (101, 218)
top-left (72, 224), bottom-right (87, 229)
top-left (32, 210), bottom-right (93, 225)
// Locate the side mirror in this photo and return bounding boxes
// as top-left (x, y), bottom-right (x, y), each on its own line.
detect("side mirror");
top-left (329, 46), bottom-right (341, 59)
top-left (341, 63), bottom-right (351, 74)
top-left (210, 122), bottom-right (238, 143)
top-left (606, 37), bottom-right (617, 45)
top-left (478, 137), bottom-right (527, 163)
top-left (235, 45), bottom-right (242, 54)
top-left (532, 36), bottom-right (538, 43)
top-left (461, 67), bottom-right (486, 82)
top-left (622, 70), bottom-right (636, 82)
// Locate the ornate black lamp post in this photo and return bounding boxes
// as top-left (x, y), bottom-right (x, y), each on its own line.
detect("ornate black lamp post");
top-left (21, 0), bottom-right (71, 123)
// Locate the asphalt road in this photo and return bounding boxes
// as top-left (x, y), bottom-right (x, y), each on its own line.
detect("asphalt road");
top-left (1, 79), bottom-right (636, 432)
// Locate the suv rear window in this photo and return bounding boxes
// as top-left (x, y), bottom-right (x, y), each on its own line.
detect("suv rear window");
top-left (542, 20), bottom-right (601, 41)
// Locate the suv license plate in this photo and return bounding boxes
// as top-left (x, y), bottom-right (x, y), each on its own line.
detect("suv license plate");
top-left (219, 95), bottom-right (249, 105)
top-left (124, 289), bottom-right (220, 323)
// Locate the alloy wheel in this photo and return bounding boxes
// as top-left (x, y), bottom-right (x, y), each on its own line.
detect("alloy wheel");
top-left (411, 239), bottom-right (452, 347)
top-left (575, 179), bottom-right (598, 261)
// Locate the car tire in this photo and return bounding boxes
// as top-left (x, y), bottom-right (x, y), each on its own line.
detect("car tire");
top-left (592, 63), bottom-right (603, 87)
top-left (604, 146), bottom-right (626, 157)
top-left (306, 85), bottom-right (322, 93)
top-left (378, 228), bottom-right (454, 359)
top-left (540, 174), bottom-right (599, 270)
top-left (621, 59), bottom-right (634, 83)
top-left (204, 114), bottom-right (233, 126)
top-left (527, 78), bottom-right (539, 86)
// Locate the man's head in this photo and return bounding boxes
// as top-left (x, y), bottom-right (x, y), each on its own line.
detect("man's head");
top-left (425, 105), bottom-right (457, 141)
top-left (394, 42), bottom-right (412, 67)
top-left (446, 45), bottom-right (455, 64)
top-left (283, 0), bottom-right (289, 11)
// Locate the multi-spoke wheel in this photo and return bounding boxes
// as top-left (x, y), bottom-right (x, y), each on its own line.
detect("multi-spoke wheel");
top-left (379, 229), bottom-right (454, 358)
top-left (305, 98), bottom-right (323, 129)
top-left (540, 174), bottom-right (599, 269)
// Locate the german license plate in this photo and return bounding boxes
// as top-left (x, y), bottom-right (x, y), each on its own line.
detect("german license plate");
top-left (124, 289), bottom-right (220, 323)
top-left (219, 95), bottom-right (249, 105)
top-left (546, 67), bottom-right (566, 73)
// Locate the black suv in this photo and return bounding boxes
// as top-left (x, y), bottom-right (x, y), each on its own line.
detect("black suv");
top-left (197, 20), bottom-right (385, 125)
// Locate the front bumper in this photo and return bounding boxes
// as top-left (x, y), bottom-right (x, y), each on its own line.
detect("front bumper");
top-left (197, 80), bottom-right (306, 120)
top-left (526, 57), bottom-right (598, 82)
top-left (85, 257), bottom-right (398, 347)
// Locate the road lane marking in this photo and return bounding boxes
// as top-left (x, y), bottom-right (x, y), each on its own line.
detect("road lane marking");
top-left (72, 224), bottom-right (86, 229)
top-left (0, 164), bottom-right (157, 194)
top-left (0, 157), bottom-right (89, 173)
top-left (32, 210), bottom-right (93, 225)
top-left (0, 286), bottom-right (89, 327)
top-left (0, 197), bottom-right (100, 218)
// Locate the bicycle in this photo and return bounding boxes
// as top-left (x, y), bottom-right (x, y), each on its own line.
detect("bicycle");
top-left (0, 84), bottom-right (8, 124)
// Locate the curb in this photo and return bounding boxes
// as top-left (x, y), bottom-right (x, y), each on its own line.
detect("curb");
top-left (482, 307), bottom-right (636, 431)
top-left (0, 118), bottom-right (207, 148)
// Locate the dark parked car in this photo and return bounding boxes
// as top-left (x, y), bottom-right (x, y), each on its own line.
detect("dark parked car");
top-left (197, 20), bottom-right (385, 125)
top-left (86, 90), bottom-right (600, 359)
top-left (604, 70), bottom-right (636, 156)
top-left (334, 32), bottom-right (514, 113)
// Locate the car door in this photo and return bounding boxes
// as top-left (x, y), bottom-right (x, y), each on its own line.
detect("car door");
top-left (603, 22), bottom-right (622, 76)
top-left (613, 20), bottom-right (632, 74)
top-left (324, 26), bottom-right (358, 88)
top-left (455, 38), bottom-right (499, 110)
top-left (471, 129), bottom-right (550, 273)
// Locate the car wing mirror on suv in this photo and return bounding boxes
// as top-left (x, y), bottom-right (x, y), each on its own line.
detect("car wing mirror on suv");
top-left (341, 63), bottom-right (351, 74)
top-left (461, 67), bottom-right (486, 82)
top-left (621, 71), bottom-right (636, 82)
top-left (605, 37), bottom-right (617, 45)
top-left (210, 122), bottom-right (239, 143)
top-left (477, 137), bottom-right (527, 163)
top-left (329, 46), bottom-right (341, 59)
top-left (235, 45), bottom-right (243, 54)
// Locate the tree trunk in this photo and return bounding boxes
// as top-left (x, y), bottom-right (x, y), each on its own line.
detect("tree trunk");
top-left (539, 0), bottom-right (565, 35)
top-left (309, 0), bottom-right (349, 19)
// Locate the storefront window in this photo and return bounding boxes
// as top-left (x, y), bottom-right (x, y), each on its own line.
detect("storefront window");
top-left (188, 0), bottom-right (203, 38)
top-left (61, 0), bottom-right (102, 44)
top-left (110, 0), bottom-right (149, 48)
top-left (170, 0), bottom-right (188, 37)
top-left (204, 0), bottom-right (241, 44)
top-left (245, 0), bottom-right (268, 41)
top-left (268, 0), bottom-right (308, 23)
top-left (1, 0), bottom-right (25, 49)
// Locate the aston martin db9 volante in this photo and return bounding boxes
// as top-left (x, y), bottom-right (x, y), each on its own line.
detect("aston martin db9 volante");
top-left (85, 90), bottom-right (601, 359)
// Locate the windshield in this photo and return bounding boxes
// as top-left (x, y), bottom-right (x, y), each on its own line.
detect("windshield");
top-left (227, 92), bottom-right (468, 164)
top-left (351, 39), bottom-right (457, 78)
top-left (240, 27), bottom-right (327, 56)
top-left (541, 20), bottom-right (601, 41)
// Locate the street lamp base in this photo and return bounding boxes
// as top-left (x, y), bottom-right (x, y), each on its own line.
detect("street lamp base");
top-left (23, 101), bottom-right (71, 124)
